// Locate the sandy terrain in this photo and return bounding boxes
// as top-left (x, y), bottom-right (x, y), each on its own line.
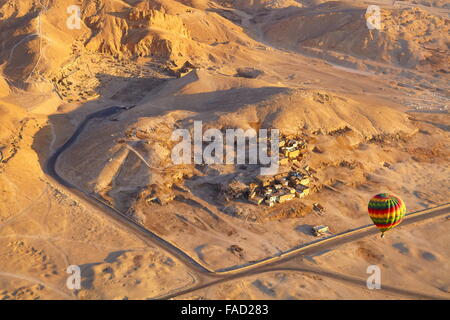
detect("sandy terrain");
top-left (177, 213), bottom-right (450, 299)
top-left (0, 0), bottom-right (448, 299)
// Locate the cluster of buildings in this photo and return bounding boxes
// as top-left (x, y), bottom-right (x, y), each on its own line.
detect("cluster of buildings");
top-left (247, 168), bottom-right (314, 207)
top-left (278, 137), bottom-right (307, 166)
top-left (237, 135), bottom-right (316, 207)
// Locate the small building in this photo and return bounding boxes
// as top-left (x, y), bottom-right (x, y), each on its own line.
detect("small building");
top-left (301, 188), bottom-right (309, 198)
top-left (285, 145), bottom-right (297, 152)
top-left (278, 193), bottom-right (295, 203)
top-left (287, 187), bottom-right (296, 194)
top-left (279, 157), bottom-right (289, 166)
top-left (274, 173), bottom-right (288, 180)
top-left (300, 177), bottom-right (310, 186)
top-left (286, 139), bottom-right (298, 147)
top-left (260, 178), bottom-right (273, 187)
top-left (290, 171), bottom-right (303, 178)
top-left (250, 196), bottom-right (264, 205)
top-left (313, 203), bottom-right (324, 212)
top-left (287, 149), bottom-right (301, 159)
top-left (295, 185), bottom-right (309, 198)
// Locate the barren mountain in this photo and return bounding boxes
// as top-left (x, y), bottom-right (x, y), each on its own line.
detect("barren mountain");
top-left (263, 3), bottom-right (449, 71)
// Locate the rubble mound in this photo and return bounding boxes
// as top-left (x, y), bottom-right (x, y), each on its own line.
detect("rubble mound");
top-left (209, 89), bottom-right (416, 139)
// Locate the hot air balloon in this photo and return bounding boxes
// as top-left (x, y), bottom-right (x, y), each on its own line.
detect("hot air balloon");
top-left (368, 193), bottom-right (406, 238)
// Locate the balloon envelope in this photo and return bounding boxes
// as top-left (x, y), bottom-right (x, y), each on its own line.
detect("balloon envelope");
top-left (368, 193), bottom-right (406, 237)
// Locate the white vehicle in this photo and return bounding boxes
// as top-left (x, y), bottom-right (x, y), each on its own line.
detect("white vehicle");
top-left (312, 225), bottom-right (329, 237)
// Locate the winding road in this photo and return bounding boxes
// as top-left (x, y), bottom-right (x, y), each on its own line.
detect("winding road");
top-left (45, 106), bottom-right (450, 300)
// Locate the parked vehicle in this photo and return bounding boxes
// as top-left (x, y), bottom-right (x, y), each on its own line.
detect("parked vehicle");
top-left (312, 225), bottom-right (329, 237)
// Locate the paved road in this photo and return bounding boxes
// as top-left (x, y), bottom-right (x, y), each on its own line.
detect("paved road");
top-left (45, 106), bottom-right (450, 299)
top-left (158, 203), bottom-right (449, 299)
top-left (45, 106), bottom-right (213, 275)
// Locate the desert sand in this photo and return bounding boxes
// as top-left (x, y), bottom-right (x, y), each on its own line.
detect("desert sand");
top-left (0, 0), bottom-right (448, 299)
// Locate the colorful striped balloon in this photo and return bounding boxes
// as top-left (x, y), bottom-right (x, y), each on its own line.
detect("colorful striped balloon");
top-left (368, 193), bottom-right (406, 238)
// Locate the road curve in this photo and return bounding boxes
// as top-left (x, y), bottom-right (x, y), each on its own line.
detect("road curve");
top-left (45, 106), bottom-right (213, 276)
top-left (158, 204), bottom-right (450, 299)
top-left (45, 106), bottom-right (450, 299)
